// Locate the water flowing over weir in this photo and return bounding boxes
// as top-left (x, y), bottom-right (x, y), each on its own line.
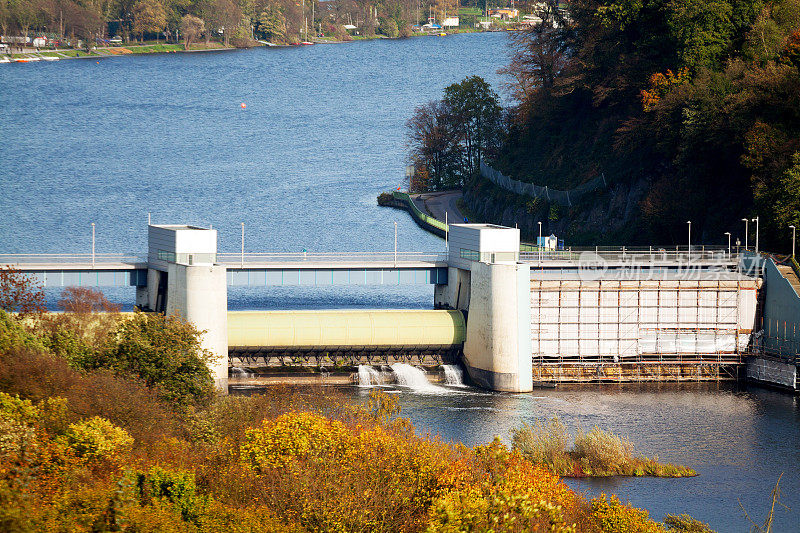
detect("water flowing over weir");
top-left (391, 363), bottom-right (447, 392)
top-left (442, 365), bottom-right (465, 386)
top-left (357, 365), bottom-right (383, 387)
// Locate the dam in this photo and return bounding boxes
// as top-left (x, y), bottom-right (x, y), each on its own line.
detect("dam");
top-left (4, 221), bottom-right (798, 392)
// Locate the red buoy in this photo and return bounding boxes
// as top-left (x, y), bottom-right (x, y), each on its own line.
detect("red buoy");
top-left (241, 102), bottom-right (246, 109)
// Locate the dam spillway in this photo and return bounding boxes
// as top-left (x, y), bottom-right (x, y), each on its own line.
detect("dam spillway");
top-left (227, 309), bottom-right (465, 367)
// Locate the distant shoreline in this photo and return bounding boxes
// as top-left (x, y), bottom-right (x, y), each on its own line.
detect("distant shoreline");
top-left (2, 30), bottom-right (500, 64)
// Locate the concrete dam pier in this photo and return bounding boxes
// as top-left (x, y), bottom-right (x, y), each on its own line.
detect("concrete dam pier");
top-left (6, 222), bottom-right (799, 392)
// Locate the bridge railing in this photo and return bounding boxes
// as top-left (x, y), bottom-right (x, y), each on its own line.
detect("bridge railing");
top-left (217, 252), bottom-right (448, 266)
top-left (0, 254), bottom-right (146, 266)
top-left (519, 246), bottom-right (734, 264)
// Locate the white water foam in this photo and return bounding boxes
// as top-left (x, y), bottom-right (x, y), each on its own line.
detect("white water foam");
top-left (230, 367), bottom-right (252, 378)
top-left (442, 365), bottom-right (465, 386)
top-left (357, 365), bottom-right (383, 387)
top-left (390, 363), bottom-right (447, 393)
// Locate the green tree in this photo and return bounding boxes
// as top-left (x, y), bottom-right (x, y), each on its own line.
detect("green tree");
top-left (378, 16), bottom-right (398, 37)
top-left (443, 75), bottom-right (503, 178)
top-left (666, 0), bottom-right (735, 71)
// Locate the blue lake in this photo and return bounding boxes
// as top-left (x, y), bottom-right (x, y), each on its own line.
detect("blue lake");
top-left (3, 34), bottom-right (799, 531)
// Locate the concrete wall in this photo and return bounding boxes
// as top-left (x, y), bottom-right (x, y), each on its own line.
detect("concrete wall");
top-left (166, 264), bottom-right (229, 389)
top-left (434, 267), bottom-right (471, 310)
top-left (462, 261), bottom-right (532, 392)
top-left (747, 357), bottom-right (797, 390)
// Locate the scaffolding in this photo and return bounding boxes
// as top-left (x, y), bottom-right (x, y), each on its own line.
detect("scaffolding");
top-left (530, 272), bottom-right (760, 383)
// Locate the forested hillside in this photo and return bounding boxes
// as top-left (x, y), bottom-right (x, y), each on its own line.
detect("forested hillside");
top-left (470, 0), bottom-right (800, 249)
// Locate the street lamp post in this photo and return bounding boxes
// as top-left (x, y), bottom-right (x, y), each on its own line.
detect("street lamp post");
top-left (752, 216), bottom-right (759, 254)
top-left (741, 218), bottom-right (749, 250)
top-left (394, 221), bottom-right (398, 266)
top-left (687, 221), bottom-right (691, 262)
top-left (724, 232), bottom-right (731, 258)
top-left (240, 222), bottom-right (244, 268)
top-left (790, 225), bottom-right (796, 259)
top-left (91, 222), bottom-right (95, 268)
top-left (538, 221), bottom-right (542, 261)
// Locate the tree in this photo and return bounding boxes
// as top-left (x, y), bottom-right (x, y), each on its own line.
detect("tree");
top-left (180, 13), bottom-right (204, 48)
top-left (406, 100), bottom-right (462, 191)
top-left (257, 1), bottom-right (286, 42)
top-left (0, 266), bottom-right (46, 318)
top-left (443, 75), bottom-right (503, 177)
top-left (132, 0), bottom-right (166, 41)
top-left (500, 0), bottom-right (574, 101)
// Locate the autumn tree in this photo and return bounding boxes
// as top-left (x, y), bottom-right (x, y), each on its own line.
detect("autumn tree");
top-left (256, 1), bottom-right (286, 42)
top-left (0, 266), bottom-right (46, 318)
top-left (180, 13), bottom-right (204, 47)
top-left (132, 0), bottom-right (167, 41)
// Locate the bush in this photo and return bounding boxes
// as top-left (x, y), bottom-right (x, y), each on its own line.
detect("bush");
top-left (62, 416), bottom-right (133, 464)
top-left (511, 417), bottom-right (570, 470)
top-left (573, 427), bottom-right (634, 474)
top-left (589, 494), bottom-right (665, 533)
top-left (105, 312), bottom-right (216, 407)
top-left (378, 17), bottom-right (399, 38)
top-left (377, 191), bottom-right (395, 206)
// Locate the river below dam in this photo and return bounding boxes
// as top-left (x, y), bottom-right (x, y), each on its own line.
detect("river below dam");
top-left (3, 33), bottom-right (800, 532)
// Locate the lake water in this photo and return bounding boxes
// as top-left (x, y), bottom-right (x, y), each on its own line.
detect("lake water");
top-left (3, 34), bottom-right (799, 532)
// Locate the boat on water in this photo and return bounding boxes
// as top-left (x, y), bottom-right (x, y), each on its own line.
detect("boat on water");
top-left (300, 41), bottom-right (314, 45)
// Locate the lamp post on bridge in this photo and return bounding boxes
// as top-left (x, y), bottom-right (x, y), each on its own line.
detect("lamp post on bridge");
top-left (91, 222), bottom-right (95, 268)
top-left (790, 225), bottom-right (796, 259)
top-left (538, 221), bottom-right (542, 262)
top-left (741, 218), bottom-right (749, 250)
top-left (724, 232), bottom-right (731, 258)
top-left (752, 216), bottom-right (759, 254)
top-left (687, 221), bottom-right (691, 262)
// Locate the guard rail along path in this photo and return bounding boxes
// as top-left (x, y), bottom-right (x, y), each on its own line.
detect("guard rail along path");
top-left (480, 161), bottom-right (607, 207)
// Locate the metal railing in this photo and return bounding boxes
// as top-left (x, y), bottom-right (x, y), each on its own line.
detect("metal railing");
top-left (0, 254), bottom-right (146, 267)
top-left (217, 251), bottom-right (448, 267)
top-left (519, 246), bottom-right (734, 264)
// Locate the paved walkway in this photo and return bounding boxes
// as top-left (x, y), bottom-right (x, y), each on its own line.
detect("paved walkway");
top-left (777, 264), bottom-right (800, 295)
top-left (410, 190), bottom-right (465, 225)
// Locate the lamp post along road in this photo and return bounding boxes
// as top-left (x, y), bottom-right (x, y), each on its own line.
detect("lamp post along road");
top-left (725, 232), bottom-right (731, 258)
top-left (91, 222), bottom-right (95, 268)
top-left (790, 225), bottom-right (796, 259)
top-left (241, 222), bottom-right (244, 268)
top-left (394, 221), bottom-right (398, 266)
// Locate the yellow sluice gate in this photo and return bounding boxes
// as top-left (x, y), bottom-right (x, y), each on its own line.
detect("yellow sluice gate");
top-left (227, 309), bottom-right (466, 360)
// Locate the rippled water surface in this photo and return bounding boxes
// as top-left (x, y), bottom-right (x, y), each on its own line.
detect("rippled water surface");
top-left (1, 33), bottom-right (508, 308)
top-left (4, 35), bottom-right (800, 532)
top-left (339, 382), bottom-right (800, 532)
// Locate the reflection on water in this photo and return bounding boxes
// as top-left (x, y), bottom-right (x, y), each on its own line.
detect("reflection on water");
top-left (340, 382), bottom-right (798, 531)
